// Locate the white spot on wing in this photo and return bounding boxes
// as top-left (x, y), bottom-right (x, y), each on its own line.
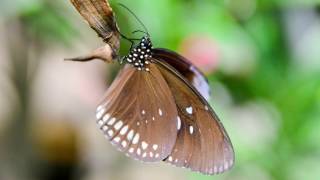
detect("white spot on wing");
top-left (97, 105), bottom-right (103, 112)
top-left (141, 141), bottom-right (148, 150)
top-left (186, 106), bottom-right (193, 114)
top-left (96, 109), bottom-right (105, 119)
top-left (224, 162), bottom-right (229, 170)
top-left (158, 109), bottom-right (163, 116)
top-left (137, 148), bottom-right (141, 155)
top-left (142, 110), bottom-right (146, 115)
top-left (120, 125), bottom-right (128, 135)
top-left (189, 126), bottom-right (194, 134)
top-left (168, 156), bottom-right (173, 162)
top-left (121, 141), bottom-right (127, 148)
top-left (127, 130), bottom-right (134, 141)
top-left (103, 114), bottom-right (110, 122)
top-left (102, 126), bottom-right (108, 131)
top-left (129, 148), bottom-right (134, 153)
top-left (177, 116), bottom-right (181, 130)
top-left (114, 121), bottom-right (123, 130)
top-left (107, 118), bottom-right (116, 126)
top-left (107, 130), bottom-right (114, 137)
top-left (132, 133), bottom-right (140, 144)
top-left (152, 144), bottom-right (158, 150)
top-left (114, 137), bottom-right (120, 143)
top-left (98, 120), bottom-right (104, 127)
top-left (155, 153), bottom-right (160, 158)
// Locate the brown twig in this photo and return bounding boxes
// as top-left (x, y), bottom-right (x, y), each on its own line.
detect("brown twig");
top-left (69, 0), bottom-right (120, 62)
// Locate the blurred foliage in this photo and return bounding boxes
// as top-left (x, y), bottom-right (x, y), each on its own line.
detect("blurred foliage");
top-left (0, 0), bottom-right (320, 180)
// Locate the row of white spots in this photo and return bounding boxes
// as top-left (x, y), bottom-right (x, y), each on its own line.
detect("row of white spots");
top-left (96, 108), bottom-right (164, 161)
top-left (96, 110), bottom-right (159, 161)
top-left (168, 156), bottom-right (179, 163)
top-left (205, 160), bottom-right (234, 174)
top-left (98, 113), bottom-right (132, 151)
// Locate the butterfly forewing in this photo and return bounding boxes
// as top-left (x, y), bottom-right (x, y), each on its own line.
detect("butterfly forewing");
top-left (155, 60), bottom-right (234, 175)
top-left (153, 48), bottom-right (211, 101)
top-left (96, 64), bottom-right (178, 162)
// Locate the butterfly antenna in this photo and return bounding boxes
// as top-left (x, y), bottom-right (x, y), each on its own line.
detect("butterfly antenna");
top-left (118, 3), bottom-right (150, 36)
top-left (132, 30), bottom-right (148, 35)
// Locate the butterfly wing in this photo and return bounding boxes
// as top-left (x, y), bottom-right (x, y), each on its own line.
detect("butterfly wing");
top-left (70, 0), bottom-right (120, 51)
top-left (96, 64), bottom-right (178, 162)
top-left (153, 48), bottom-right (211, 101)
top-left (154, 60), bottom-right (234, 175)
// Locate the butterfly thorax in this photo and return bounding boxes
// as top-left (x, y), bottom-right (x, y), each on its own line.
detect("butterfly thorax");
top-left (124, 36), bottom-right (153, 71)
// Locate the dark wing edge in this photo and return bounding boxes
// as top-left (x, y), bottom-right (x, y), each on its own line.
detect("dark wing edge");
top-left (154, 59), bottom-right (235, 175)
top-left (152, 48), bottom-right (211, 101)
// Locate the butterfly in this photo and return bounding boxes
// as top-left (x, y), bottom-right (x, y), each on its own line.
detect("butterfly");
top-left (69, 0), bottom-right (234, 175)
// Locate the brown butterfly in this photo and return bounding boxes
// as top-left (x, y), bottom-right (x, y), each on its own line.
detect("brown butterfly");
top-left (69, 0), bottom-right (234, 175)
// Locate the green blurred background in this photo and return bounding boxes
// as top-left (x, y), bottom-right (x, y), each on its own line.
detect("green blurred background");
top-left (0, 0), bottom-right (320, 180)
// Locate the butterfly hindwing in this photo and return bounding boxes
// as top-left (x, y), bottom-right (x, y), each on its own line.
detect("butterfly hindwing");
top-left (96, 64), bottom-right (178, 162)
top-left (155, 60), bottom-right (235, 175)
top-left (153, 48), bottom-right (211, 101)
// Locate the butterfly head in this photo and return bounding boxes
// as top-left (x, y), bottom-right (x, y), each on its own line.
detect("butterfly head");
top-left (124, 36), bottom-right (153, 71)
